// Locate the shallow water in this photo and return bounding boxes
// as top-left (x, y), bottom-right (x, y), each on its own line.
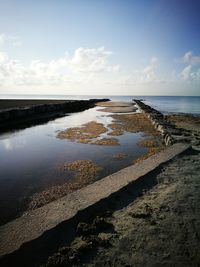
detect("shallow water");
top-left (0, 106), bottom-right (148, 225)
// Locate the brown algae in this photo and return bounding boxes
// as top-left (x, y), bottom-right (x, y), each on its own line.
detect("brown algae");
top-left (63, 159), bottom-right (102, 180)
top-left (91, 138), bottom-right (119, 146)
top-left (28, 160), bottom-right (102, 210)
top-left (108, 113), bottom-right (160, 136)
top-left (134, 138), bottom-right (164, 164)
top-left (137, 138), bottom-right (159, 148)
top-left (57, 121), bottom-right (108, 144)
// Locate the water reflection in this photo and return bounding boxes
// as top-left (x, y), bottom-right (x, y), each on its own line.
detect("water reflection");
top-left (0, 106), bottom-right (147, 225)
top-left (1, 138), bottom-right (27, 151)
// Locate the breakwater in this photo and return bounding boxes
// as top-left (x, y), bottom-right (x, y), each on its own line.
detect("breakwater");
top-left (0, 99), bottom-right (109, 131)
top-left (134, 99), bottom-right (189, 146)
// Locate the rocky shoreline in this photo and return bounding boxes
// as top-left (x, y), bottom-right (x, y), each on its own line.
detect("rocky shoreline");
top-left (134, 99), bottom-right (200, 147)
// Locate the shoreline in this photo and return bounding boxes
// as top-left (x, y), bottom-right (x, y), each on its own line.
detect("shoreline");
top-left (0, 100), bottom-right (200, 266)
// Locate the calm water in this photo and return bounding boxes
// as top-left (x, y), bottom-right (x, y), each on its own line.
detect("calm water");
top-left (0, 94), bottom-right (199, 225)
top-left (2, 94), bottom-right (200, 114)
top-left (0, 106), bottom-right (147, 225)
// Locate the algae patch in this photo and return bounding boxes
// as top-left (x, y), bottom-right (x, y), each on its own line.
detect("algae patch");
top-left (134, 138), bottom-right (164, 164)
top-left (63, 159), bottom-right (102, 180)
top-left (91, 138), bottom-right (119, 146)
top-left (137, 138), bottom-right (159, 148)
top-left (57, 121), bottom-right (108, 144)
top-left (108, 113), bottom-right (159, 136)
top-left (57, 120), bottom-right (120, 146)
top-left (28, 160), bottom-right (102, 210)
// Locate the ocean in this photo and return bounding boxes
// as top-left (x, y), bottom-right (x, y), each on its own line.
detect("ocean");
top-left (1, 94), bottom-right (200, 114)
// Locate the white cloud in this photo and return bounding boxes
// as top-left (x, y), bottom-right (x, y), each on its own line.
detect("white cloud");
top-left (181, 51), bottom-right (200, 65)
top-left (179, 51), bottom-right (200, 82)
top-left (0, 52), bottom-right (8, 63)
top-left (0, 47), bottom-right (119, 88)
top-left (181, 65), bottom-right (200, 81)
top-left (122, 56), bottom-right (160, 85)
top-left (1, 42), bottom-right (199, 95)
top-left (142, 56), bottom-right (158, 82)
top-left (69, 47), bottom-right (119, 73)
top-left (181, 65), bottom-right (192, 81)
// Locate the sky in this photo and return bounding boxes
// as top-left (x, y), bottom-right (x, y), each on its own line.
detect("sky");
top-left (0, 0), bottom-right (200, 96)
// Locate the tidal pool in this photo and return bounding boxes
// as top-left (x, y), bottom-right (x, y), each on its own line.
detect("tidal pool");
top-left (0, 106), bottom-right (155, 225)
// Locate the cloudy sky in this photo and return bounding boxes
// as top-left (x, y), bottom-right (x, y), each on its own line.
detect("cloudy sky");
top-left (0, 0), bottom-right (200, 96)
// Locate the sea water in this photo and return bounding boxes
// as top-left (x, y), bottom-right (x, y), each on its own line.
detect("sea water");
top-left (1, 94), bottom-right (200, 114)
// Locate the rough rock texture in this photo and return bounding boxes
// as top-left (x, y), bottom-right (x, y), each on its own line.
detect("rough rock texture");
top-left (134, 99), bottom-right (197, 146)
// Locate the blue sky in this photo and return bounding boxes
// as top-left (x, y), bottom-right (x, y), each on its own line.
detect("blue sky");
top-left (0, 0), bottom-right (200, 95)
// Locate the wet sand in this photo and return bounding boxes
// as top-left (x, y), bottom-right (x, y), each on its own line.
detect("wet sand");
top-left (96, 101), bottom-right (134, 107)
top-left (96, 101), bottom-right (138, 113)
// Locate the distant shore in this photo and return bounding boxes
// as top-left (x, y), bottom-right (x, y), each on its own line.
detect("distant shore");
top-left (0, 99), bottom-right (110, 111)
top-left (0, 98), bottom-right (109, 132)
top-left (0, 99), bottom-right (73, 110)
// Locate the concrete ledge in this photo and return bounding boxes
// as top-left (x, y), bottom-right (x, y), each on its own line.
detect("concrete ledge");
top-left (0, 143), bottom-right (190, 258)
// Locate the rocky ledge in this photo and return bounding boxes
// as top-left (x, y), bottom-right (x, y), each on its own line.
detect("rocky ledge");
top-left (134, 99), bottom-right (195, 146)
